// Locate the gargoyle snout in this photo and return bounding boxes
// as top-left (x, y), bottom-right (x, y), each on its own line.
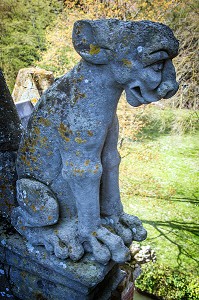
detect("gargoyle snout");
top-left (157, 80), bottom-right (179, 99)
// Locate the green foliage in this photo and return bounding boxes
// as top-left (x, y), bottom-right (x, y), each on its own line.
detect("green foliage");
top-left (166, 0), bottom-right (199, 110)
top-left (135, 263), bottom-right (199, 300)
top-left (117, 102), bottom-right (199, 144)
top-left (120, 132), bottom-right (199, 275)
top-left (64, 0), bottom-right (177, 22)
top-left (132, 105), bottom-right (199, 139)
top-left (0, 0), bottom-right (63, 90)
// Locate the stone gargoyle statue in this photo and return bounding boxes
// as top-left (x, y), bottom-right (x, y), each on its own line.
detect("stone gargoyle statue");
top-left (11, 19), bottom-right (179, 265)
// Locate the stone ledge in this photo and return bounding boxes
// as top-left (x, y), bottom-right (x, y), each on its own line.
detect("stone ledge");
top-left (0, 217), bottom-right (125, 300)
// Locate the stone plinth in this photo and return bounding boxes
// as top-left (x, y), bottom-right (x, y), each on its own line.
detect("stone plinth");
top-left (0, 217), bottom-right (125, 300)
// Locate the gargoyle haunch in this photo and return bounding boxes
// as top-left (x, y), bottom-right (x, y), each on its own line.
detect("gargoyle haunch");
top-left (12, 19), bottom-right (179, 265)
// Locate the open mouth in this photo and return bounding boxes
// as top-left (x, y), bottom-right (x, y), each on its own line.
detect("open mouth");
top-left (130, 85), bottom-right (150, 104)
top-left (133, 86), bottom-right (142, 98)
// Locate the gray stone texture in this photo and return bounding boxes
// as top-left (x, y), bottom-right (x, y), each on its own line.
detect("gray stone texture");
top-left (0, 70), bottom-right (22, 219)
top-left (0, 216), bottom-right (125, 300)
top-left (11, 19), bottom-right (179, 266)
top-left (0, 70), bottom-right (22, 152)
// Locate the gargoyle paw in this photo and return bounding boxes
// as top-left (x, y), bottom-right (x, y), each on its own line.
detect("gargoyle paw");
top-left (83, 226), bottom-right (130, 265)
top-left (102, 212), bottom-right (147, 246)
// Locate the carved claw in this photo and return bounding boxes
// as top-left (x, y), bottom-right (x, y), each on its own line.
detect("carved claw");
top-left (101, 212), bottom-right (147, 246)
top-left (120, 212), bottom-right (147, 242)
top-left (42, 229), bottom-right (84, 261)
top-left (81, 226), bottom-right (130, 265)
top-left (12, 216), bottom-right (84, 261)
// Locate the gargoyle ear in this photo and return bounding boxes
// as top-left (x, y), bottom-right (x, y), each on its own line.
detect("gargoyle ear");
top-left (72, 20), bottom-right (110, 65)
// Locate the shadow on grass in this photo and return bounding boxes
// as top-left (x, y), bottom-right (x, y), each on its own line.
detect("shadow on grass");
top-left (142, 219), bottom-right (199, 269)
top-left (140, 195), bottom-right (199, 205)
top-left (169, 196), bottom-right (199, 205)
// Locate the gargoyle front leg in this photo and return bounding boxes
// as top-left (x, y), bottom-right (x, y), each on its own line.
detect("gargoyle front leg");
top-left (100, 116), bottom-right (147, 245)
top-left (62, 151), bottom-right (130, 265)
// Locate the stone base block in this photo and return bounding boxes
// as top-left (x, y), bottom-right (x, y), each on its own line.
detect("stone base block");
top-left (0, 217), bottom-right (125, 300)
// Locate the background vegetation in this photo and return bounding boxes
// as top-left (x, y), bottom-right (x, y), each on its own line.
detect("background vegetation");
top-left (1, 0), bottom-right (198, 299)
top-left (0, 0), bottom-right (63, 89)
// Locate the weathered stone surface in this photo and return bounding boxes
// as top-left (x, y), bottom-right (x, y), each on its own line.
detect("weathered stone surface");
top-left (0, 217), bottom-right (125, 300)
top-left (0, 152), bottom-right (18, 218)
top-left (0, 70), bottom-right (22, 152)
top-left (12, 67), bottom-right (54, 104)
top-left (0, 262), bottom-right (16, 299)
top-left (0, 70), bottom-right (22, 219)
top-left (11, 19), bottom-right (179, 266)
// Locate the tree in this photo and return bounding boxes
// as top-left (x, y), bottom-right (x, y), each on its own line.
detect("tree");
top-left (0, 0), bottom-right (63, 90)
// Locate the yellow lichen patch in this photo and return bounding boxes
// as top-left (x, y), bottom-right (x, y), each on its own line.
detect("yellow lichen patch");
top-left (34, 127), bottom-right (40, 135)
top-left (40, 205), bottom-right (45, 210)
top-left (58, 122), bottom-right (72, 142)
top-left (122, 59), bottom-right (132, 67)
top-left (48, 216), bottom-right (53, 221)
top-left (31, 204), bottom-right (37, 212)
top-left (40, 136), bottom-right (48, 144)
top-left (84, 160), bottom-right (90, 166)
top-left (89, 44), bottom-right (100, 55)
top-left (31, 98), bottom-right (38, 106)
top-left (76, 151), bottom-right (81, 156)
top-left (87, 130), bottom-right (93, 137)
top-left (75, 137), bottom-right (87, 144)
top-left (73, 91), bottom-right (86, 104)
top-left (38, 117), bottom-right (51, 127)
top-left (26, 160), bottom-right (31, 167)
top-left (31, 156), bottom-right (37, 162)
top-left (72, 75), bottom-right (84, 85)
top-left (73, 168), bottom-right (85, 176)
top-left (92, 231), bottom-right (97, 237)
top-left (93, 164), bottom-right (100, 174)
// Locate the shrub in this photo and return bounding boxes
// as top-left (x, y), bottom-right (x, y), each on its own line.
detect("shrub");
top-left (135, 262), bottom-right (199, 300)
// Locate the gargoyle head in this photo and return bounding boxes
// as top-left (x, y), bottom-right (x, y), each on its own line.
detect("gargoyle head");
top-left (72, 19), bottom-right (179, 106)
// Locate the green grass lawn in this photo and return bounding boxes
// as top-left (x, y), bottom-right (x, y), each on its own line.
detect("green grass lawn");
top-left (119, 132), bottom-right (199, 274)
